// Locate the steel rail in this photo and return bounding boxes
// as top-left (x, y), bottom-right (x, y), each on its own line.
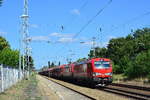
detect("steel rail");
top-left (98, 83), bottom-right (150, 100)
top-left (43, 76), bottom-right (96, 100)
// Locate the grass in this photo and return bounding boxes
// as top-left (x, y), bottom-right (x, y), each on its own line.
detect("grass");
top-left (113, 74), bottom-right (150, 84)
top-left (24, 73), bottom-right (41, 100)
top-left (113, 74), bottom-right (126, 82)
top-left (0, 73), bottom-right (42, 100)
top-left (0, 78), bottom-right (28, 100)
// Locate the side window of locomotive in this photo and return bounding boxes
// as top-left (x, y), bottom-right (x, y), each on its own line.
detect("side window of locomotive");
top-left (75, 65), bottom-right (82, 72)
top-left (69, 65), bottom-right (71, 72)
top-left (83, 64), bottom-right (87, 72)
top-left (79, 65), bottom-right (82, 72)
top-left (74, 65), bottom-right (79, 72)
top-left (87, 63), bottom-right (92, 72)
top-left (65, 65), bottom-right (69, 72)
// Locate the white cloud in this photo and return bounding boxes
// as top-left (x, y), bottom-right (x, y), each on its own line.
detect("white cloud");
top-left (57, 37), bottom-right (75, 43)
top-left (50, 32), bottom-right (60, 37)
top-left (70, 9), bottom-right (80, 15)
top-left (28, 32), bottom-right (76, 43)
top-left (0, 30), bottom-right (7, 36)
top-left (49, 32), bottom-right (74, 38)
top-left (102, 42), bottom-right (109, 47)
top-left (82, 41), bottom-right (93, 46)
top-left (107, 35), bottom-right (116, 40)
top-left (80, 41), bottom-right (109, 48)
top-left (0, 29), bottom-right (7, 36)
top-left (49, 32), bottom-right (76, 43)
top-left (0, 32), bottom-right (7, 35)
top-left (49, 32), bottom-right (64, 37)
top-left (31, 36), bottom-right (49, 41)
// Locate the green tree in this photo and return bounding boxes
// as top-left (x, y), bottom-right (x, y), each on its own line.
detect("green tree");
top-left (112, 62), bottom-right (122, 74)
top-left (88, 47), bottom-right (108, 58)
top-left (125, 50), bottom-right (150, 78)
top-left (48, 61), bottom-right (51, 68)
top-left (87, 27), bottom-right (150, 78)
top-left (58, 61), bottom-right (61, 66)
top-left (96, 47), bottom-right (107, 58)
top-left (133, 28), bottom-right (150, 38)
top-left (0, 48), bottom-right (19, 67)
top-left (28, 56), bottom-right (34, 70)
top-left (88, 50), bottom-right (94, 58)
top-left (0, 37), bottom-right (34, 69)
top-left (107, 37), bottom-right (126, 64)
top-left (51, 62), bottom-right (55, 67)
top-left (76, 58), bottom-right (87, 62)
top-left (0, 36), bottom-right (10, 51)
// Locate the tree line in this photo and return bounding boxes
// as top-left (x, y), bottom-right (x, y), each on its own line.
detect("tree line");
top-left (88, 27), bottom-right (150, 79)
top-left (0, 36), bottom-right (34, 69)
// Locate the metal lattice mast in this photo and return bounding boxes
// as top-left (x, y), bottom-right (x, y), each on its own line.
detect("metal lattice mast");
top-left (20, 0), bottom-right (30, 78)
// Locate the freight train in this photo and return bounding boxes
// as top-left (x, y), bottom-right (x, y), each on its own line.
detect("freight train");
top-left (39, 58), bottom-right (113, 87)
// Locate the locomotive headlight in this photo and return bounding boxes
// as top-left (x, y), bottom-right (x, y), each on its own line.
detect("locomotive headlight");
top-left (105, 72), bottom-right (112, 76)
top-left (93, 72), bottom-right (102, 76)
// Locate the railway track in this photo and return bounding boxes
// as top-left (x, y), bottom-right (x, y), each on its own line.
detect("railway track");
top-left (43, 76), bottom-right (96, 100)
top-left (42, 75), bottom-right (150, 100)
top-left (111, 83), bottom-right (150, 91)
top-left (100, 83), bottom-right (150, 100)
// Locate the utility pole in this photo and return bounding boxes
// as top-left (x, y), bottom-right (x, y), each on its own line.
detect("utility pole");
top-left (20, 0), bottom-right (30, 79)
top-left (67, 50), bottom-right (75, 64)
top-left (19, 32), bottom-right (22, 79)
top-left (92, 37), bottom-right (96, 58)
top-left (99, 27), bottom-right (102, 48)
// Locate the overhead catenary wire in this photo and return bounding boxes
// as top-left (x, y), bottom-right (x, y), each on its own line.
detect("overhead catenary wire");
top-left (53, 0), bottom-right (112, 63)
top-left (73, 0), bottom-right (112, 38)
top-left (111, 11), bottom-right (150, 32)
top-left (79, 0), bottom-right (89, 11)
top-left (50, 0), bottom-right (89, 63)
top-left (57, 0), bottom-right (112, 58)
top-left (63, 0), bottom-right (89, 31)
top-left (125, 11), bottom-right (150, 24)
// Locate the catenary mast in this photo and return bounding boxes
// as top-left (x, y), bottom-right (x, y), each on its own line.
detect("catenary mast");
top-left (19, 0), bottom-right (30, 78)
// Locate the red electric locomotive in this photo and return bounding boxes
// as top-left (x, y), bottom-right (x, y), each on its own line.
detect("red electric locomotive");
top-left (39, 57), bottom-right (113, 87)
top-left (62, 63), bottom-right (74, 80)
top-left (73, 58), bottom-right (112, 86)
top-left (58, 64), bottom-right (65, 79)
top-left (50, 64), bottom-right (65, 78)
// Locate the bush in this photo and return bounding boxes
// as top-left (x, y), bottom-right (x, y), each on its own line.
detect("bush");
top-left (112, 64), bottom-right (122, 74)
top-left (125, 50), bottom-right (150, 78)
top-left (0, 48), bottom-right (19, 67)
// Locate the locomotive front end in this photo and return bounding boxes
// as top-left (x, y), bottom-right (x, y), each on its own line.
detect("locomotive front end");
top-left (92, 58), bottom-right (113, 85)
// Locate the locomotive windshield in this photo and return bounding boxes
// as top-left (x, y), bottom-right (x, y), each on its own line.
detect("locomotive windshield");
top-left (94, 61), bottom-right (110, 69)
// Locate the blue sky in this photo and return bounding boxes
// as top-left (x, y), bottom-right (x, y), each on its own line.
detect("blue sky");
top-left (0, 0), bottom-right (150, 69)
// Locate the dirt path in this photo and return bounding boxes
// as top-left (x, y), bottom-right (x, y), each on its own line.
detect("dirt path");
top-left (0, 74), bottom-right (59, 100)
top-left (36, 75), bottom-right (59, 100)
